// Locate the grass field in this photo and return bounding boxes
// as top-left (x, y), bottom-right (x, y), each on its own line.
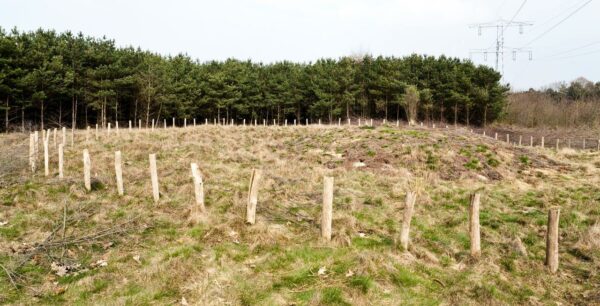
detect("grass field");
top-left (1, 124), bottom-right (599, 305)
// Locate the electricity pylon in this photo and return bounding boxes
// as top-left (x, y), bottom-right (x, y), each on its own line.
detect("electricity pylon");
top-left (469, 19), bottom-right (533, 75)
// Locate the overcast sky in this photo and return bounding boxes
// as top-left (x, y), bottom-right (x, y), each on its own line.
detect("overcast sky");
top-left (1, 0), bottom-right (598, 90)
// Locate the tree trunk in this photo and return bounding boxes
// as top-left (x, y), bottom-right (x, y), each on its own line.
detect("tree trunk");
top-left (134, 98), bottom-right (138, 124)
top-left (145, 99), bottom-right (150, 128)
top-left (40, 100), bottom-right (44, 131)
top-left (483, 105), bottom-right (488, 127)
top-left (453, 102), bottom-right (458, 126)
top-left (4, 97), bottom-right (8, 132)
top-left (466, 106), bottom-right (470, 126)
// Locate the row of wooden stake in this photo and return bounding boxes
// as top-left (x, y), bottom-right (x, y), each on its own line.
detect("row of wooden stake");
top-left (34, 142), bottom-right (563, 274)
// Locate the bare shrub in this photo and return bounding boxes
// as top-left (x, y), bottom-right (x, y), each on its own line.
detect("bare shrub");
top-left (502, 92), bottom-right (600, 128)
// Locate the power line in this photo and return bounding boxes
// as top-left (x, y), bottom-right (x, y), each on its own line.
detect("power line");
top-left (502, 0), bottom-right (528, 35)
top-left (542, 48), bottom-right (600, 61)
top-left (519, 0), bottom-right (593, 48)
top-left (529, 0), bottom-right (588, 32)
top-left (541, 40), bottom-right (600, 59)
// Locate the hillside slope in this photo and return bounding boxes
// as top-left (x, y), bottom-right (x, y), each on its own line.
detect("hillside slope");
top-left (1, 124), bottom-right (599, 305)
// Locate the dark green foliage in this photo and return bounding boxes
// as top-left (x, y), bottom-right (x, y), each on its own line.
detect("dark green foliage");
top-left (0, 28), bottom-right (508, 132)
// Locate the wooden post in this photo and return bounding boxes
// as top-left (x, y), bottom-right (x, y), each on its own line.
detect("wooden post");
top-left (116, 121), bottom-right (119, 135)
top-left (545, 207), bottom-right (560, 273)
top-left (347, 118), bottom-right (351, 125)
top-left (494, 132), bottom-right (498, 140)
top-left (43, 138), bottom-right (49, 176)
top-left (58, 144), bottom-right (64, 179)
top-left (138, 119), bottom-right (142, 130)
top-left (246, 169), bottom-right (262, 224)
top-left (115, 151), bottom-right (124, 196)
top-left (62, 127), bottom-right (67, 145)
top-left (164, 119), bottom-right (166, 129)
top-left (541, 136), bottom-right (545, 148)
top-left (193, 118), bottom-right (196, 126)
top-left (506, 134), bottom-right (510, 144)
top-left (530, 136), bottom-right (533, 146)
top-left (305, 118), bottom-right (308, 125)
top-left (519, 135), bottom-right (522, 146)
top-left (556, 139), bottom-right (560, 150)
top-left (338, 118), bottom-right (341, 126)
top-left (318, 119), bottom-right (322, 126)
top-left (285, 119), bottom-right (287, 126)
top-left (172, 117), bottom-right (175, 128)
top-left (583, 139), bottom-right (586, 150)
top-left (321, 176), bottom-right (334, 241)
top-left (243, 119), bottom-right (246, 126)
top-left (184, 118), bottom-right (187, 128)
top-left (107, 123), bottom-right (111, 136)
top-left (95, 124), bottom-right (99, 140)
top-left (83, 149), bottom-right (91, 191)
top-left (205, 118), bottom-right (208, 125)
top-left (86, 126), bottom-right (90, 142)
top-left (294, 119), bottom-right (297, 126)
top-left (152, 119), bottom-right (155, 131)
top-left (29, 134), bottom-right (36, 173)
top-left (149, 154), bottom-right (159, 202)
top-left (469, 193), bottom-right (481, 258)
top-left (129, 120), bottom-right (132, 131)
top-left (400, 191), bottom-right (417, 250)
top-left (190, 163), bottom-right (206, 218)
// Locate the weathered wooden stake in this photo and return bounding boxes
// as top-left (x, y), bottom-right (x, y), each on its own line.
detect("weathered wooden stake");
top-left (190, 163), bottom-right (206, 217)
top-left (138, 119), bottom-right (142, 130)
top-left (129, 120), bottom-right (132, 131)
top-left (545, 207), bottom-right (560, 273)
top-left (193, 118), bottom-right (196, 126)
top-left (115, 151), bottom-right (124, 196)
top-left (152, 119), bottom-right (155, 131)
top-left (184, 118), bottom-right (187, 128)
top-left (172, 117), bottom-right (175, 128)
top-left (469, 193), bottom-right (481, 258)
top-left (530, 136), bottom-right (533, 146)
top-left (541, 136), bottom-right (545, 148)
top-left (62, 127), bottom-right (67, 145)
top-left (519, 135), bottom-right (522, 146)
top-left (83, 149), bottom-right (91, 191)
top-left (149, 154), bottom-right (159, 202)
top-left (95, 124), bottom-right (98, 140)
top-left (321, 176), bottom-right (334, 241)
top-left (506, 134), bottom-right (510, 144)
top-left (58, 144), bottom-right (64, 179)
top-left (556, 139), bottom-right (560, 150)
top-left (164, 119), bottom-right (166, 129)
top-left (107, 123), bottom-right (111, 136)
top-left (29, 134), bottom-right (36, 173)
top-left (583, 139), bottom-right (586, 150)
top-left (400, 191), bottom-right (417, 250)
top-left (43, 138), bottom-right (49, 176)
top-left (116, 121), bottom-right (119, 135)
top-left (246, 169), bottom-right (262, 224)
top-left (494, 132), bottom-right (498, 140)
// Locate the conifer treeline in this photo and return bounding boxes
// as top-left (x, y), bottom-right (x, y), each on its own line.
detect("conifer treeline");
top-left (0, 28), bottom-right (508, 131)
